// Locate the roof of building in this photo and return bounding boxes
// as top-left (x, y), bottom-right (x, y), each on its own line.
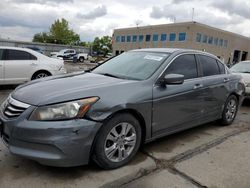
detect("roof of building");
top-left (114, 21), bottom-right (250, 39)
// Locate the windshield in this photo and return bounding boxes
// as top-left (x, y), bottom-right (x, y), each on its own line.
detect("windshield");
top-left (230, 62), bottom-right (250, 73)
top-left (92, 51), bottom-right (170, 80)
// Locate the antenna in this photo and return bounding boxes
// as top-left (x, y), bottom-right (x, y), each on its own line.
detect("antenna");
top-left (192, 8), bottom-right (194, 21)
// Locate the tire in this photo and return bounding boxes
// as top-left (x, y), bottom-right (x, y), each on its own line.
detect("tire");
top-left (220, 95), bottom-right (238, 126)
top-left (93, 113), bottom-right (142, 169)
top-left (79, 57), bottom-right (85, 63)
top-left (32, 71), bottom-right (50, 80)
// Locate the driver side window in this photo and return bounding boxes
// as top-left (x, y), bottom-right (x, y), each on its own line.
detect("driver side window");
top-left (165, 54), bottom-right (198, 80)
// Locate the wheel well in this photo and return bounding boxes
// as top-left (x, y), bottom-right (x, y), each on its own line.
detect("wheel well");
top-left (229, 92), bottom-right (239, 102)
top-left (89, 109), bottom-right (147, 162)
top-left (31, 70), bottom-right (52, 80)
top-left (105, 109), bottom-right (147, 145)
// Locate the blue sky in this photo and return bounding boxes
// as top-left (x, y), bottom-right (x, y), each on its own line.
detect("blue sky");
top-left (0, 0), bottom-right (250, 42)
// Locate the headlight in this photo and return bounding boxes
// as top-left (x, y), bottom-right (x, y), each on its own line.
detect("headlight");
top-left (29, 97), bottom-right (99, 121)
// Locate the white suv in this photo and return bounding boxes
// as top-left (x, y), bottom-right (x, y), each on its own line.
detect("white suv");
top-left (0, 46), bottom-right (66, 85)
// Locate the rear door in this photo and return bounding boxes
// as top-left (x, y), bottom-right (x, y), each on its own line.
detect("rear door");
top-left (152, 54), bottom-right (206, 137)
top-left (197, 54), bottom-right (229, 121)
top-left (0, 49), bottom-right (4, 84)
top-left (4, 49), bottom-right (38, 84)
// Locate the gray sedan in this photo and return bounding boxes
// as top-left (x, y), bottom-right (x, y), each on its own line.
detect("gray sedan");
top-left (0, 48), bottom-right (245, 169)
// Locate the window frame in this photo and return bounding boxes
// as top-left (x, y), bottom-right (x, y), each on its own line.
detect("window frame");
top-left (145, 34), bottom-right (151, 42)
top-left (139, 35), bottom-right (144, 42)
top-left (160, 34), bottom-right (167, 41)
top-left (197, 54), bottom-right (221, 77)
top-left (178, 32), bottom-right (186, 41)
top-left (126, 35), bottom-right (131, 42)
top-left (153, 34), bottom-right (159, 42)
top-left (169, 33), bottom-right (176, 42)
top-left (4, 49), bottom-right (37, 61)
top-left (132, 35), bottom-right (137, 42)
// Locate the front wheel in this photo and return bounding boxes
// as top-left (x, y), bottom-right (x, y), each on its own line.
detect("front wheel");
top-left (93, 113), bottom-right (141, 169)
top-left (220, 95), bottom-right (238, 125)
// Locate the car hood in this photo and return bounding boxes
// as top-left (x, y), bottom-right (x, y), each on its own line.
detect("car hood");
top-left (12, 72), bottom-right (137, 106)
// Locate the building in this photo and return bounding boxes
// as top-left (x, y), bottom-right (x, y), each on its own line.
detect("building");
top-left (112, 22), bottom-right (250, 65)
top-left (0, 38), bottom-right (89, 56)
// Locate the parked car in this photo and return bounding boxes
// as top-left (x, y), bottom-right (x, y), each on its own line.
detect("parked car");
top-left (230, 61), bottom-right (250, 97)
top-left (0, 46), bottom-right (66, 85)
top-left (0, 48), bottom-right (245, 169)
top-left (51, 49), bottom-right (88, 62)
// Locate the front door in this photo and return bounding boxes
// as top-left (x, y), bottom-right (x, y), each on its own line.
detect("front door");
top-left (152, 54), bottom-right (205, 137)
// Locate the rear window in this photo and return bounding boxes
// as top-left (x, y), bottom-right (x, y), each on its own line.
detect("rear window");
top-left (199, 55), bottom-right (220, 76)
top-left (6, 49), bottom-right (37, 60)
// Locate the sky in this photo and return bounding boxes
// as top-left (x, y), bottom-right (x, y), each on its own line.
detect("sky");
top-left (1, 0), bottom-right (250, 42)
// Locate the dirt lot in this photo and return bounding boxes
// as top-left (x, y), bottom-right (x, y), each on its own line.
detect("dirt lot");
top-left (0, 63), bottom-right (250, 188)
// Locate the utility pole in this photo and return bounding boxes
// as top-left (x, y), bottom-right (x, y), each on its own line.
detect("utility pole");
top-left (192, 8), bottom-right (194, 21)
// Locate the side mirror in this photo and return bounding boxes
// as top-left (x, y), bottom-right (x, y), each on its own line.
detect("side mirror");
top-left (161, 74), bottom-right (184, 85)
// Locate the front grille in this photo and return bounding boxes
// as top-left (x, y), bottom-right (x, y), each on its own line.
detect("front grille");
top-left (3, 97), bottom-right (30, 119)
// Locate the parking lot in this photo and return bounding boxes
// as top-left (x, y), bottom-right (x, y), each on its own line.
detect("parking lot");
top-left (0, 63), bottom-right (250, 188)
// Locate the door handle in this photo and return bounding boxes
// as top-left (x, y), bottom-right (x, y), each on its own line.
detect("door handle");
top-left (31, 63), bottom-right (38, 66)
top-left (193, 83), bottom-right (203, 90)
top-left (223, 78), bottom-right (230, 83)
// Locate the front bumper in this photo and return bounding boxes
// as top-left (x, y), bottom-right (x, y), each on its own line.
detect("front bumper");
top-left (0, 104), bottom-right (102, 167)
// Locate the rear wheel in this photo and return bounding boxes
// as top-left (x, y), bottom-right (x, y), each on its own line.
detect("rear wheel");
top-left (220, 95), bottom-right (238, 125)
top-left (93, 113), bottom-right (141, 169)
top-left (79, 57), bottom-right (85, 62)
top-left (32, 71), bottom-right (50, 80)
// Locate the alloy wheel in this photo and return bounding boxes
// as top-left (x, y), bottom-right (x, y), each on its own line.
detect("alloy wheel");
top-left (225, 98), bottom-right (237, 122)
top-left (104, 122), bottom-right (137, 163)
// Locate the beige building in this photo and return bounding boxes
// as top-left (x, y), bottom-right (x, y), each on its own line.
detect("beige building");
top-left (112, 22), bottom-right (250, 65)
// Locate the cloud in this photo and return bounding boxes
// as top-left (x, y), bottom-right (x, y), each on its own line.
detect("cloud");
top-left (77, 5), bottom-right (107, 20)
top-left (211, 0), bottom-right (250, 19)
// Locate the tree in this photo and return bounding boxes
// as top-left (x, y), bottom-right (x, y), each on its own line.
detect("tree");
top-left (32, 18), bottom-right (80, 45)
top-left (92, 36), bottom-right (112, 57)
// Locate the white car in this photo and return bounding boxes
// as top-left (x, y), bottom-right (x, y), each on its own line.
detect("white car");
top-left (51, 49), bottom-right (88, 62)
top-left (230, 61), bottom-right (250, 96)
top-left (0, 46), bottom-right (66, 85)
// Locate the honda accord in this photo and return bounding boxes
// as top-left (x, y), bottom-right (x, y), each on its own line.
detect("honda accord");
top-left (0, 48), bottom-right (245, 169)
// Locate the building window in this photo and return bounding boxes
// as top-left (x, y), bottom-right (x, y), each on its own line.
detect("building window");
top-left (170, 33), bottom-right (176, 41)
top-left (161, 34), bottom-right (167, 41)
top-left (224, 40), bottom-right (228, 48)
top-left (208, 36), bottom-right (213, 44)
top-left (214, 38), bottom-right (218, 46)
top-left (127, 36), bottom-right (131, 42)
top-left (219, 39), bottom-right (223, 47)
top-left (202, 35), bottom-right (208, 43)
top-left (196, 33), bottom-right (202, 42)
top-left (179, 32), bottom-right (186, 41)
top-left (153, 34), bottom-right (159, 41)
top-left (146, 34), bottom-right (151, 42)
top-left (116, 36), bottom-right (120, 42)
top-left (139, 35), bottom-right (144, 42)
top-left (132, 35), bottom-right (137, 42)
top-left (121, 36), bottom-right (125, 42)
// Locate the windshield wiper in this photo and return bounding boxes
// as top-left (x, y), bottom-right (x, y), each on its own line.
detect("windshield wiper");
top-left (242, 71), bottom-right (250, 73)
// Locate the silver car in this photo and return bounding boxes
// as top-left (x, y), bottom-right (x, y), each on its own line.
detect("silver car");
top-left (0, 48), bottom-right (245, 169)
